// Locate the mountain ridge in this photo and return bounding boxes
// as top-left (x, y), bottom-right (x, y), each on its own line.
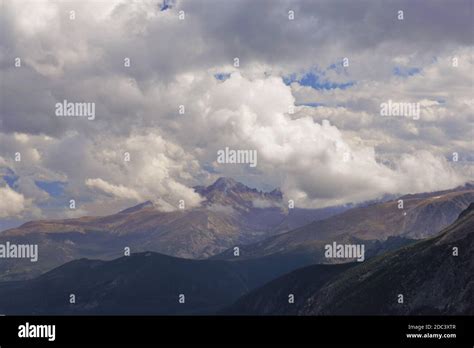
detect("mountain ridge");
top-left (224, 203), bottom-right (474, 315)
top-left (0, 177), bottom-right (346, 280)
top-left (214, 184), bottom-right (474, 261)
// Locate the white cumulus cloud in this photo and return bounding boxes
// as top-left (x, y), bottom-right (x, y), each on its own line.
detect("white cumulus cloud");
top-left (0, 186), bottom-right (25, 218)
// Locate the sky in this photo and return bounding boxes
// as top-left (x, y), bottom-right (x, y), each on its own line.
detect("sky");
top-left (0, 0), bottom-right (473, 227)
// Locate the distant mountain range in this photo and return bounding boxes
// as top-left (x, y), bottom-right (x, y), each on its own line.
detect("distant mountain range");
top-left (224, 203), bottom-right (474, 315)
top-left (0, 180), bottom-right (472, 282)
top-left (0, 176), bottom-right (472, 317)
top-left (215, 183), bottom-right (474, 262)
top-left (0, 201), bottom-right (472, 316)
top-left (0, 177), bottom-right (345, 280)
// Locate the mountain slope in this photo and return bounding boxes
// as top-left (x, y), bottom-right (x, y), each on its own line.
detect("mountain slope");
top-left (0, 249), bottom-right (338, 315)
top-left (215, 184), bottom-right (474, 261)
top-left (224, 204), bottom-right (474, 315)
top-left (0, 253), bottom-right (249, 315)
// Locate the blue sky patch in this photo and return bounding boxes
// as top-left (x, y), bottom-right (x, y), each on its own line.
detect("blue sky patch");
top-left (3, 173), bottom-right (18, 188)
top-left (283, 71), bottom-right (354, 90)
top-left (214, 73), bottom-right (231, 81)
top-left (35, 180), bottom-right (66, 197)
top-left (160, 0), bottom-right (173, 11)
top-left (393, 66), bottom-right (421, 77)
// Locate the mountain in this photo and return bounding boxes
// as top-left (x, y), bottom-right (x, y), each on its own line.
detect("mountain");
top-left (0, 252), bottom-right (249, 315)
top-left (193, 177), bottom-right (342, 232)
top-left (0, 177), bottom-right (345, 280)
top-left (2, 190), bottom-right (472, 315)
top-left (224, 204), bottom-right (474, 315)
top-left (0, 249), bottom-right (334, 315)
top-left (215, 184), bottom-right (474, 261)
top-left (194, 177), bottom-right (282, 212)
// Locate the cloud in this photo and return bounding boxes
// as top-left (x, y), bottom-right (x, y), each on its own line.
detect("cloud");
top-left (149, 71), bottom-right (467, 207)
top-left (57, 130), bottom-right (206, 212)
top-left (0, 0), bottom-right (472, 218)
top-left (0, 186), bottom-right (25, 218)
top-left (252, 199), bottom-right (282, 209)
top-left (85, 178), bottom-right (142, 201)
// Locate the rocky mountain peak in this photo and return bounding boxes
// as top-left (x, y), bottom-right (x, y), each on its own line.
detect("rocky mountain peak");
top-left (192, 177), bottom-right (283, 211)
top-left (209, 177), bottom-right (241, 191)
